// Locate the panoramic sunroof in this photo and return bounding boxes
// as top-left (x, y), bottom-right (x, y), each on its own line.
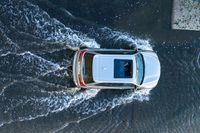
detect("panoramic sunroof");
top-left (114, 59), bottom-right (133, 78)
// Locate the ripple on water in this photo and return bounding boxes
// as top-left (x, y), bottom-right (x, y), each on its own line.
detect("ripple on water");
top-left (197, 51), bottom-right (200, 69)
top-left (0, 0), bottom-right (154, 131)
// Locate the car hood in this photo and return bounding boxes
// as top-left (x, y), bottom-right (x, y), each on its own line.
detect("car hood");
top-left (141, 52), bottom-right (161, 89)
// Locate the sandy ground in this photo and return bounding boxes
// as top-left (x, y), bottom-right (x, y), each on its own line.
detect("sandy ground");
top-left (172, 0), bottom-right (200, 31)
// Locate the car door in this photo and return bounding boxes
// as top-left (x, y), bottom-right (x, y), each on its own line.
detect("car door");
top-left (86, 83), bottom-right (136, 89)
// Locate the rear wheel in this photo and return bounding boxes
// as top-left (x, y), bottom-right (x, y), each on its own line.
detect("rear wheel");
top-left (80, 45), bottom-right (89, 50)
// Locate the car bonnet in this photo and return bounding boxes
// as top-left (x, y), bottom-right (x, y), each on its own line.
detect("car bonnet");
top-left (141, 52), bottom-right (161, 88)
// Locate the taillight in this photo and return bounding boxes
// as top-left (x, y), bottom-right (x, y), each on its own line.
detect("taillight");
top-left (78, 50), bottom-right (86, 87)
top-left (79, 76), bottom-right (85, 86)
top-left (79, 50), bottom-right (85, 60)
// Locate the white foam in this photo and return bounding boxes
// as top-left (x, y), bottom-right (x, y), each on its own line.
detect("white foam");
top-left (50, 89), bottom-right (151, 132)
top-left (2, 0), bottom-right (99, 49)
top-left (19, 51), bottom-right (60, 69)
top-left (0, 89), bottom-right (100, 126)
top-left (0, 52), bottom-right (11, 57)
top-left (0, 0), bottom-right (154, 128)
top-left (0, 81), bottom-right (17, 96)
top-left (100, 27), bottom-right (153, 50)
top-left (74, 89), bottom-right (151, 115)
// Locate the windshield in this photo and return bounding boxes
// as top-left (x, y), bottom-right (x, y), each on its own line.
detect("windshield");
top-left (136, 53), bottom-right (144, 85)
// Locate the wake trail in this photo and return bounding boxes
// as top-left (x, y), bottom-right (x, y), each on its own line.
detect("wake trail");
top-left (0, 0), bottom-right (153, 128)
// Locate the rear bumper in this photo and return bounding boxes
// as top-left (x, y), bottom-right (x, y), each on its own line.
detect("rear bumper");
top-left (72, 51), bottom-right (80, 87)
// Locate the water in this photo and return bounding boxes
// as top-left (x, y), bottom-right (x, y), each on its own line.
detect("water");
top-left (0, 0), bottom-right (200, 133)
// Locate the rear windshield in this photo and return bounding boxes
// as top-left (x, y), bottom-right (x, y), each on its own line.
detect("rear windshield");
top-left (114, 59), bottom-right (133, 78)
top-left (82, 52), bottom-right (95, 83)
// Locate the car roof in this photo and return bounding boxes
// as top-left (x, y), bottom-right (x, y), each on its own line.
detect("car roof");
top-left (92, 54), bottom-right (137, 84)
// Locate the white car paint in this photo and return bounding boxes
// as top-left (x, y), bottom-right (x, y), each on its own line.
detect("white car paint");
top-left (92, 54), bottom-right (136, 83)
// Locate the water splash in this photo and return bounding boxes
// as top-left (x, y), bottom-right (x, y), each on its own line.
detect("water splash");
top-left (0, 0), bottom-right (99, 48)
top-left (74, 89), bottom-right (150, 115)
top-left (52, 89), bottom-right (150, 132)
top-left (0, 0), bottom-right (153, 129)
top-left (0, 51), bottom-right (60, 77)
top-left (98, 27), bottom-right (153, 50)
top-left (0, 87), bottom-right (100, 127)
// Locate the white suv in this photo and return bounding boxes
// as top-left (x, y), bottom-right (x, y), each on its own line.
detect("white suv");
top-left (73, 48), bottom-right (160, 90)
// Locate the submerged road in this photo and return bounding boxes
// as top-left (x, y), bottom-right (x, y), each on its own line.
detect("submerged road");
top-left (0, 0), bottom-right (200, 133)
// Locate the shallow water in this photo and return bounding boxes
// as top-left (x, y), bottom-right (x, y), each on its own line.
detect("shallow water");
top-left (0, 0), bottom-right (200, 133)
